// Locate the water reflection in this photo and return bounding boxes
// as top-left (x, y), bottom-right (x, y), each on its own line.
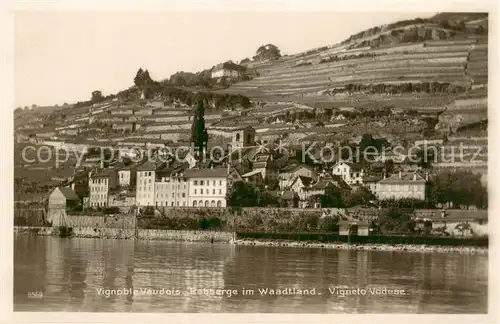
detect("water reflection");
top-left (14, 235), bottom-right (487, 313)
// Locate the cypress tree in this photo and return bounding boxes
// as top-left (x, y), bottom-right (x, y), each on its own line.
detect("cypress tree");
top-left (191, 99), bottom-right (209, 156)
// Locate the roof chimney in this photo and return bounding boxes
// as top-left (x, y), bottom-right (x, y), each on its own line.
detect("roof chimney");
top-left (398, 171), bottom-right (402, 180)
top-left (413, 172), bottom-right (417, 181)
top-left (425, 172), bottom-right (429, 182)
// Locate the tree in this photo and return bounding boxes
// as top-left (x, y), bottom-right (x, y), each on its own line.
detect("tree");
top-left (377, 207), bottom-right (416, 234)
top-left (428, 170), bottom-right (487, 209)
top-left (91, 90), bottom-right (104, 103)
top-left (31, 104), bottom-right (37, 109)
top-left (134, 68), bottom-right (153, 87)
top-left (227, 181), bottom-right (259, 207)
top-left (319, 186), bottom-right (344, 207)
top-left (253, 44), bottom-right (282, 61)
top-left (257, 190), bottom-right (280, 207)
top-left (190, 98), bottom-right (208, 156)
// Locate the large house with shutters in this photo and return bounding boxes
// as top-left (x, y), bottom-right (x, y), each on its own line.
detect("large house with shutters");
top-left (374, 171), bottom-right (428, 200)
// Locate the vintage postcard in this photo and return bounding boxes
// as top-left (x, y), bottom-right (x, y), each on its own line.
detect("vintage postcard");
top-left (2, 0), bottom-right (499, 323)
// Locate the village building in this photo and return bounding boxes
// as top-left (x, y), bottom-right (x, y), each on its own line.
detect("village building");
top-left (289, 175), bottom-right (314, 201)
top-left (88, 169), bottom-right (117, 207)
top-left (154, 166), bottom-right (190, 207)
top-left (230, 125), bottom-right (256, 150)
top-left (185, 168), bottom-right (228, 208)
top-left (374, 171), bottom-right (428, 200)
top-left (241, 169), bottom-right (265, 187)
top-left (47, 186), bottom-right (81, 226)
top-left (278, 164), bottom-right (315, 190)
top-left (250, 153), bottom-right (277, 181)
top-left (227, 167), bottom-right (243, 190)
top-left (135, 161), bottom-right (157, 206)
top-left (331, 161), bottom-right (364, 185)
top-left (117, 164), bottom-right (137, 188)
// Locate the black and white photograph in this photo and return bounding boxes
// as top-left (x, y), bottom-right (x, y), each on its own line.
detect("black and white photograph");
top-left (3, 0), bottom-right (499, 322)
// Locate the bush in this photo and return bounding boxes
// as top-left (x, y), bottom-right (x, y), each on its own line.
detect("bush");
top-left (318, 216), bottom-right (340, 232)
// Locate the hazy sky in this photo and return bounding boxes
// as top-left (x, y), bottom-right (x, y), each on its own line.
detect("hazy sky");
top-left (15, 11), bottom-right (434, 108)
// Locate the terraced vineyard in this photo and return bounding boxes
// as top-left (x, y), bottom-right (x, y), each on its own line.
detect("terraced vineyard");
top-left (220, 16), bottom-right (488, 119)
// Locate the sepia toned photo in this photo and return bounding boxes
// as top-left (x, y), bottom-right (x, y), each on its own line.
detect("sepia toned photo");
top-left (9, 6), bottom-right (495, 319)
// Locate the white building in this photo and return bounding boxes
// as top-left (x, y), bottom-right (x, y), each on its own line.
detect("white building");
top-left (89, 169), bottom-right (117, 207)
top-left (331, 161), bottom-right (364, 185)
top-left (211, 62), bottom-right (246, 79)
top-left (135, 161), bottom-right (156, 206)
top-left (185, 168), bottom-right (228, 208)
top-left (154, 167), bottom-right (189, 207)
top-left (374, 171), bottom-right (427, 201)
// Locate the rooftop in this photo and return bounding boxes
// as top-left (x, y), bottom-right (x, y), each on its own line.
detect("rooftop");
top-left (378, 171), bottom-right (427, 184)
top-left (136, 161), bottom-right (157, 171)
top-left (184, 168), bottom-right (227, 178)
top-left (56, 187), bottom-right (80, 200)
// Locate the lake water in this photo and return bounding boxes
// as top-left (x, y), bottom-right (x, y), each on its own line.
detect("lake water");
top-left (14, 235), bottom-right (488, 313)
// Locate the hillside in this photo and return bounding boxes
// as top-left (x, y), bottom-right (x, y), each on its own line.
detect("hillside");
top-left (218, 12), bottom-right (487, 131)
top-left (14, 12), bottom-right (489, 194)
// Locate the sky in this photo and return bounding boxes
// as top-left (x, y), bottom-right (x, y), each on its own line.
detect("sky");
top-left (14, 11), bottom-right (435, 108)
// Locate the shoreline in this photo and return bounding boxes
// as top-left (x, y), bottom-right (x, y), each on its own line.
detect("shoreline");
top-left (14, 226), bottom-right (487, 255)
top-left (232, 238), bottom-right (488, 255)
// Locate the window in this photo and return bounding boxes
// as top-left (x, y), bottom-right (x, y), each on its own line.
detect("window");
top-left (217, 201), bottom-right (221, 207)
top-left (201, 189), bottom-right (204, 194)
top-left (193, 201), bottom-right (197, 207)
top-left (194, 180), bottom-right (198, 185)
top-left (194, 189), bottom-right (197, 194)
top-left (148, 172), bottom-right (151, 176)
top-left (205, 201), bottom-right (209, 207)
top-left (213, 189), bottom-right (215, 195)
top-left (219, 189), bottom-right (222, 194)
top-left (201, 180), bottom-right (204, 185)
top-left (148, 179), bottom-right (151, 183)
top-left (172, 193), bottom-right (174, 198)
top-left (198, 200), bottom-right (202, 206)
top-left (176, 202), bottom-right (179, 206)
top-left (171, 202), bottom-right (174, 206)
top-left (182, 193), bottom-right (186, 198)
top-left (213, 180), bottom-right (216, 186)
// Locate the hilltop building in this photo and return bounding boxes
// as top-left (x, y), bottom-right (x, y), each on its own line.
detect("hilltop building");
top-left (211, 62), bottom-right (246, 79)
